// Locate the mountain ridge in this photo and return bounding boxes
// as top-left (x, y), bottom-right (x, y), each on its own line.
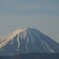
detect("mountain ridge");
top-left (0, 27), bottom-right (59, 56)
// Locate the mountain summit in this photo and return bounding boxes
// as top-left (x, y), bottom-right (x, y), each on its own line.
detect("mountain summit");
top-left (0, 28), bottom-right (59, 56)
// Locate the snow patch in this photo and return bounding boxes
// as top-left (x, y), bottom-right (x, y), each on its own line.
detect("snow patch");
top-left (41, 40), bottom-right (54, 53)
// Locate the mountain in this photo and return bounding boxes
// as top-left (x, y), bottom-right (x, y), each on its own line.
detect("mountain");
top-left (0, 28), bottom-right (59, 56)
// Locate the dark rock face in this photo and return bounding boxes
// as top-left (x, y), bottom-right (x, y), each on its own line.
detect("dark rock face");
top-left (0, 53), bottom-right (59, 59)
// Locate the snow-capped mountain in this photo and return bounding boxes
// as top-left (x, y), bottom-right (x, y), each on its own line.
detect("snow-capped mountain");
top-left (0, 28), bottom-right (59, 56)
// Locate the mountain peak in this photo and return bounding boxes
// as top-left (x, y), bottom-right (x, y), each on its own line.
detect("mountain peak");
top-left (0, 27), bottom-right (59, 56)
top-left (0, 27), bottom-right (31, 48)
top-left (7, 28), bottom-right (29, 38)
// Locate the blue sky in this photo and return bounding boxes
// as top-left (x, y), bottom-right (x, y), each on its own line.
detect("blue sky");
top-left (0, 0), bottom-right (59, 42)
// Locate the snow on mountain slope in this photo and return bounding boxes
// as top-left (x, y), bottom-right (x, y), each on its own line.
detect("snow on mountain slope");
top-left (0, 28), bottom-right (59, 56)
top-left (0, 28), bottom-right (27, 48)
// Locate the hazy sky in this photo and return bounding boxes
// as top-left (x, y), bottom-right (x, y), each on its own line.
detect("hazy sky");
top-left (0, 0), bottom-right (59, 42)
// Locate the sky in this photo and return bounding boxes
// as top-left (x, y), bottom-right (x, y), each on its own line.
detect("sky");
top-left (0, 0), bottom-right (59, 42)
